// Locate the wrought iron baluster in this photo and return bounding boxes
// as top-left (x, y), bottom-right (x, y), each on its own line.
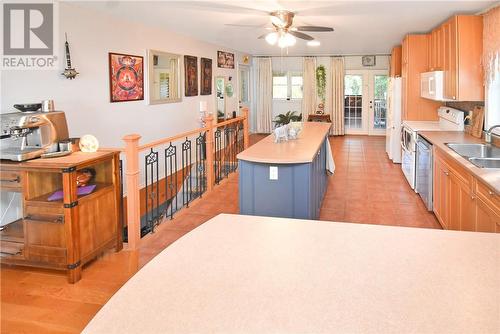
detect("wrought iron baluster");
top-left (215, 128), bottom-right (221, 184)
top-left (145, 148), bottom-right (159, 233)
top-left (165, 143), bottom-right (177, 220)
top-left (119, 159), bottom-right (126, 241)
top-left (195, 132), bottom-right (206, 198)
top-left (181, 137), bottom-right (192, 207)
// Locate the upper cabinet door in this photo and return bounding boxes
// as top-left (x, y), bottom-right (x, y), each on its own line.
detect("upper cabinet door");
top-left (444, 17), bottom-right (458, 100)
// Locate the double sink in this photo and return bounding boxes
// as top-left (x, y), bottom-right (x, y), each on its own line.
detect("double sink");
top-left (446, 143), bottom-right (500, 168)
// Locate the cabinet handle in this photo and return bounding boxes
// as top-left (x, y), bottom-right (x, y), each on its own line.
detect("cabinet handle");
top-left (1, 176), bottom-right (20, 183)
top-left (25, 215), bottom-right (64, 224)
top-left (444, 171), bottom-right (449, 176)
top-left (489, 190), bottom-right (496, 196)
top-left (471, 194), bottom-right (476, 200)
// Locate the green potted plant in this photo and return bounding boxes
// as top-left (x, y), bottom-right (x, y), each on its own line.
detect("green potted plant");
top-left (274, 111), bottom-right (302, 128)
top-left (316, 65), bottom-right (326, 113)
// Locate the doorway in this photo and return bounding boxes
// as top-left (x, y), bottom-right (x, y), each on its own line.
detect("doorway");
top-left (344, 70), bottom-right (388, 135)
top-left (238, 64), bottom-right (251, 115)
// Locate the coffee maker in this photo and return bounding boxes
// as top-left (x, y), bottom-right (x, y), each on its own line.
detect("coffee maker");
top-left (0, 111), bottom-right (69, 161)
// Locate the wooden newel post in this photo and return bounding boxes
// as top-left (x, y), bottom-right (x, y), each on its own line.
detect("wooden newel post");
top-left (242, 107), bottom-right (250, 149)
top-left (204, 114), bottom-right (215, 192)
top-left (123, 134), bottom-right (141, 251)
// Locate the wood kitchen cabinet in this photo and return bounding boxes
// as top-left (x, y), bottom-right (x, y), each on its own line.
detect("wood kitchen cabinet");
top-left (0, 151), bottom-right (123, 283)
top-left (390, 45), bottom-right (402, 78)
top-left (433, 154), bottom-right (449, 228)
top-left (401, 34), bottom-right (441, 121)
top-left (428, 15), bottom-right (483, 101)
top-left (433, 147), bottom-right (500, 233)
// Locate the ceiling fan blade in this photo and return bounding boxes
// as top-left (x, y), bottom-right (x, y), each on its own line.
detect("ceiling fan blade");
top-left (258, 33), bottom-right (270, 39)
top-left (288, 31), bottom-right (314, 41)
top-left (225, 23), bottom-right (265, 28)
top-left (296, 26), bottom-right (334, 32)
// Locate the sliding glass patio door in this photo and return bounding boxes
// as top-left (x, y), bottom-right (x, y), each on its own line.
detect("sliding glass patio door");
top-left (344, 70), bottom-right (388, 135)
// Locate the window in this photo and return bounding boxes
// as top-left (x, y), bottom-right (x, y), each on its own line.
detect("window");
top-left (273, 72), bottom-right (303, 99)
top-left (486, 71), bottom-right (500, 134)
top-left (159, 73), bottom-right (170, 99)
top-left (291, 75), bottom-right (303, 99)
top-left (273, 73), bottom-right (288, 99)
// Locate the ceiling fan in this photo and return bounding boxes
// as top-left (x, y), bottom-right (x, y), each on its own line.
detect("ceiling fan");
top-left (258, 10), bottom-right (334, 48)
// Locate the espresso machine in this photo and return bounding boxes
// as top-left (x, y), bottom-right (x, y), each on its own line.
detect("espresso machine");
top-left (0, 111), bottom-right (69, 161)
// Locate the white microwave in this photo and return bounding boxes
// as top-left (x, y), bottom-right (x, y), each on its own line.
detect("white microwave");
top-left (420, 71), bottom-right (450, 101)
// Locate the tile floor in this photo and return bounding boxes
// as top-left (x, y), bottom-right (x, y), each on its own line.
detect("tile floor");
top-left (320, 136), bottom-right (441, 228)
top-left (0, 134), bottom-right (440, 333)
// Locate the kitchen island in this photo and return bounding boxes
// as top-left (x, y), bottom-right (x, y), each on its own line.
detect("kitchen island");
top-left (237, 122), bottom-right (332, 219)
top-left (83, 214), bottom-right (500, 334)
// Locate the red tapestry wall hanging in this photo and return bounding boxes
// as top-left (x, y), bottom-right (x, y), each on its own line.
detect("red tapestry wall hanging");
top-left (200, 57), bottom-right (212, 95)
top-left (109, 52), bottom-right (144, 102)
top-left (184, 55), bottom-right (198, 96)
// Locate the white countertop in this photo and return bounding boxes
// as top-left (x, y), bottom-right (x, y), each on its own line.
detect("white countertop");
top-left (419, 131), bottom-right (500, 194)
top-left (237, 122), bottom-right (331, 164)
top-left (84, 214), bottom-right (500, 334)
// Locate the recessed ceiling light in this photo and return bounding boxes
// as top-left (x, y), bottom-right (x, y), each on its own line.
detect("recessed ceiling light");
top-left (307, 40), bottom-right (321, 47)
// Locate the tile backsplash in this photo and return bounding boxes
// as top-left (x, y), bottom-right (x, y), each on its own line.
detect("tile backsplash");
top-left (445, 101), bottom-right (485, 126)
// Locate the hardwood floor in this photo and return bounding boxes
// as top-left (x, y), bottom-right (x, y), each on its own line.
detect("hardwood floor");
top-left (0, 134), bottom-right (440, 333)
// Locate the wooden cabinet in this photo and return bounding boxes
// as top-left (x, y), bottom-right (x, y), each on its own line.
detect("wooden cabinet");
top-left (428, 15), bottom-right (483, 101)
top-left (0, 151), bottom-right (123, 283)
top-left (390, 45), bottom-right (402, 77)
top-left (401, 34), bottom-right (441, 121)
top-left (433, 147), bottom-right (500, 233)
top-left (475, 198), bottom-right (500, 233)
top-left (433, 154), bottom-right (449, 228)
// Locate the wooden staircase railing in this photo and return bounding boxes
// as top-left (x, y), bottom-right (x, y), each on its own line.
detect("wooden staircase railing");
top-left (121, 108), bottom-right (249, 250)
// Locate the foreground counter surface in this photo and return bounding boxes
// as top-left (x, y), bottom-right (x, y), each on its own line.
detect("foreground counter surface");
top-left (237, 122), bottom-right (332, 220)
top-left (84, 214), bottom-right (500, 334)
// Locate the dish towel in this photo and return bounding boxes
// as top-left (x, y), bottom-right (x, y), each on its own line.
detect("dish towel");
top-left (326, 141), bottom-right (335, 174)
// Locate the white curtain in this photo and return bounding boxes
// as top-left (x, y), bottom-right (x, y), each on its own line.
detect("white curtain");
top-left (301, 57), bottom-right (317, 119)
top-left (328, 57), bottom-right (345, 135)
top-left (256, 58), bottom-right (273, 133)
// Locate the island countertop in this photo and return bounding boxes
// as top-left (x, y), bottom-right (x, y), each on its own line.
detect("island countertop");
top-left (84, 214), bottom-right (500, 334)
top-left (237, 122), bottom-right (331, 164)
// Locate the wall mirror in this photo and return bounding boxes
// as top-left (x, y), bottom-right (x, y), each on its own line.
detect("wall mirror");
top-left (215, 76), bottom-right (225, 122)
top-left (147, 50), bottom-right (182, 104)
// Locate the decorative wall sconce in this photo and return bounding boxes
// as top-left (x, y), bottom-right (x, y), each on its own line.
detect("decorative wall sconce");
top-left (62, 33), bottom-right (79, 80)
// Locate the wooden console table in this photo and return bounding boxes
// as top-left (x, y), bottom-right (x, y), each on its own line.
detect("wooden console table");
top-left (0, 151), bottom-right (122, 283)
top-left (307, 114), bottom-right (331, 123)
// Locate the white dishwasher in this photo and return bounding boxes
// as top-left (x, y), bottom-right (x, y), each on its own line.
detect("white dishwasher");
top-left (416, 135), bottom-right (433, 211)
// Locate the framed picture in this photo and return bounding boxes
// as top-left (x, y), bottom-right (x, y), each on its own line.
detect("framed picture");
top-left (184, 55), bottom-right (198, 96)
top-left (108, 52), bottom-right (144, 102)
top-left (362, 55), bottom-right (376, 67)
top-left (217, 51), bottom-right (234, 69)
top-left (200, 57), bottom-right (212, 95)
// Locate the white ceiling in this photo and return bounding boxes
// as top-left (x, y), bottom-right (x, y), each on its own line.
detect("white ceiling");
top-left (74, 1), bottom-right (496, 56)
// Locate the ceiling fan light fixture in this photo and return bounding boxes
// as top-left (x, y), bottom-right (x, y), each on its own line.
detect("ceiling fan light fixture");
top-left (278, 33), bottom-right (296, 48)
top-left (271, 15), bottom-right (285, 27)
top-left (307, 40), bottom-right (321, 47)
top-left (265, 32), bottom-right (279, 45)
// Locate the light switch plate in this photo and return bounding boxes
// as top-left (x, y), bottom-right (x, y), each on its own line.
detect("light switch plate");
top-left (269, 166), bottom-right (278, 180)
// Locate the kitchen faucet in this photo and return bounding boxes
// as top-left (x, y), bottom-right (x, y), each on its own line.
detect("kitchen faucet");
top-left (485, 125), bottom-right (500, 143)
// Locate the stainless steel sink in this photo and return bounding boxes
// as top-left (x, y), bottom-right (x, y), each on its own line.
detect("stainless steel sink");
top-left (468, 158), bottom-right (500, 169)
top-left (446, 143), bottom-right (500, 159)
